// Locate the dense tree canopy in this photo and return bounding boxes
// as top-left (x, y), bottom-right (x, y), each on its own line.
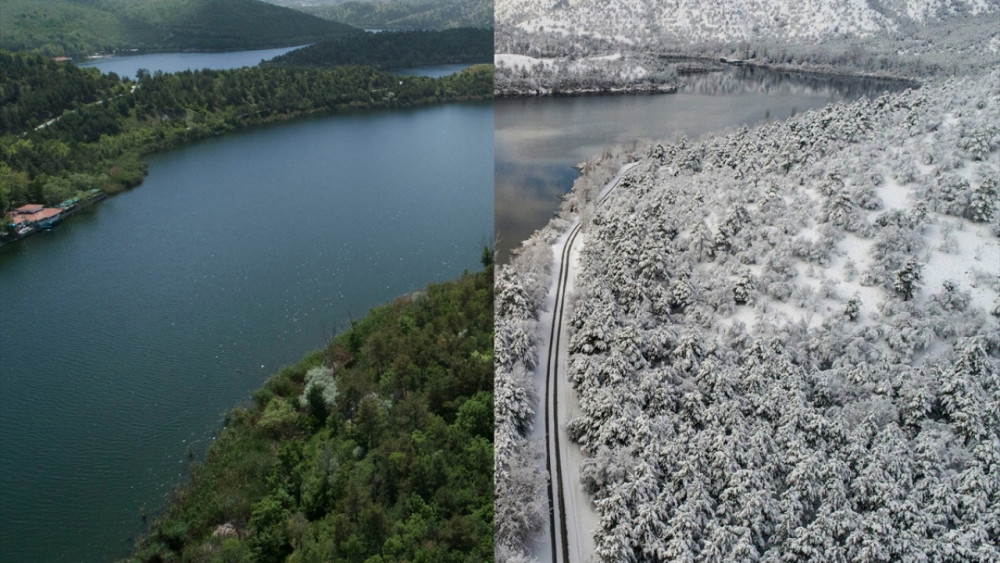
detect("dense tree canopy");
top-left (131, 266), bottom-right (494, 562)
top-left (554, 75), bottom-right (1000, 561)
top-left (296, 0), bottom-right (492, 31)
top-left (0, 51), bottom-right (125, 134)
top-left (1, 0), bottom-right (360, 59)
top-left (0, 51), bottom-right (492, 220)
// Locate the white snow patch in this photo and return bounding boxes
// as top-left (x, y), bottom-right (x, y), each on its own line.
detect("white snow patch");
top-left (921, 216), bottom-right (1000, 313)
top-left (878, 175), bottom-right (911, 211)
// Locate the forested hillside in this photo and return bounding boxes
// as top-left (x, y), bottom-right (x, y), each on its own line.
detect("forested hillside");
top-left (292, 0), bottom-right (493, 30)
top-left (0, 51), bottom-right (126, 134)
top-left (1, 0), bottom-right (360, 59)
top-left (130, 266), bottom-right (494, 561)
top-left (497, 0), bottom-right (999, 46)
top-left (0, 51), bottom-right (492, 225)
top-left (495, 0), bottom-right (999, 94)
top-left (269, 28), bottom-right (493, 69)
top-left (497, 70), bottom-right (999, 560)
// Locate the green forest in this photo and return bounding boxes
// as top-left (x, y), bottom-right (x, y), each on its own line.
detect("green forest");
top-left (269, 28), bottom-right (493, 69)
top-left (297, 0), bottom-right (492, 31)
top-left (1, 0), bottom-right (360, 59)
top-left (0, 50), bottom-right (492, 231)
top-left (129, 264), bottom-right (494, 561)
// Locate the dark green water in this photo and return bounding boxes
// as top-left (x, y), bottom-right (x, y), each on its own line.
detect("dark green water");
top-left (0, 103), bottom-right (493, 561)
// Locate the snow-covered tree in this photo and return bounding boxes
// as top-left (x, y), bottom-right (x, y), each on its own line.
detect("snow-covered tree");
top-left (893, 258), bottom-right (922, 301)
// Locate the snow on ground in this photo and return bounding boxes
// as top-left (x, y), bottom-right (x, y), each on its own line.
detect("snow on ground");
top-left (517, 16), bottom-right (572, 36)
top-left (877, 175), bottom-right (911, 211)
top-left (548, 73), bottom-right (999, 561)
top-left (499, 0), bottom-right (998, 45)
top-left (496, 54), bottom-right (558, 71)
top-left (524, 163), bottom-right (640, 562)
top-left (496, 52), bottom-right (653, 87)
top-left (559, 232), bottom-right (600, 563)
top-left (922, 217), bottom-right (1000, 314)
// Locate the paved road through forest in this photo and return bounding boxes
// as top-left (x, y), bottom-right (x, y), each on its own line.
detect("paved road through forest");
top-left (541, 162), bottom-right (639, 562)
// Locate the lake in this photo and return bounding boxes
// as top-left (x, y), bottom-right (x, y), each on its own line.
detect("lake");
top-left (495, 66), bottom-right (915, 262)
top-left (79, 46), bottom-right (473, 80)
top-left (78, 45), bottom-right (310, 79)
top-left (0, 102), bottom-right (493, 562)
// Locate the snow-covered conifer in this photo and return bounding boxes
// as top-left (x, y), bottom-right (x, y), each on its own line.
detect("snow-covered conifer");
top-left (965, 177), bottom-right (996, 223)
top-left (845, 294), bottom-right (862, 321)
top-left (733, 271), bottom-right (757, 306)
top-left (893, 258), bottom-right (923, 301)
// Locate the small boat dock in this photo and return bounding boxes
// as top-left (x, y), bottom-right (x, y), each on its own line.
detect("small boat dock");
top-left (2, 189), bottom-right (106, 245)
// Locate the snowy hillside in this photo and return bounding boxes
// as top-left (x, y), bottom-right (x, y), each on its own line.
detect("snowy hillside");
top-left (555, 73), bottom-right (999, 560)
top-left (497, 0), bottom-right (998, 45)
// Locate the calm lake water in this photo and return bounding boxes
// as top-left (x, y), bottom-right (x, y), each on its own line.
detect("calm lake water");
top-left (79, 46), bottom-right (473, 80)
top-left (78, 45), bottom-right (310, 79)
top-left (0, 102), bottom-right (493, 561)
top-left (495, 67), bottom-right (915, 262)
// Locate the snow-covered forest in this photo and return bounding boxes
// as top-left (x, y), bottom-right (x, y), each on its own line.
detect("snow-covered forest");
top-left (496, 67), bottom-right (1000, 560)
top-left (567, 71), bottom-right (999, 561)
top-left (495, 0), bottom-right (999, 95)
top-left (494, 1), bottom-right (999, 560)
top-left (494, 53), bottom-right (678, 96)
top-left (495, 152), bottom-right (628, 561)
top-left (497, 0), bottom-right (998, 46)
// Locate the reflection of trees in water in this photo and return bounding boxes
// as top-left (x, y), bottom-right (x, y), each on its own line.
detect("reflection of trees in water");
top-left (681, 65), bottom-right (915, 100)
top-left (495, 161), bottom-right (580, 264)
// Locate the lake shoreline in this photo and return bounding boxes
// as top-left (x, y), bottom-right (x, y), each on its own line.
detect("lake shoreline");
top-left (494, 63), bottom-right (915, 263)
top-left (494, 52), bottom-right (921, 100)
top-left (2, 60), bottom-right (492, 250)
top-left (495, 82), bottom-right (678, 97)
top-left (0, 96), bottom-right (493, 562)
top-left (80, 44), bottom-right (313, 61)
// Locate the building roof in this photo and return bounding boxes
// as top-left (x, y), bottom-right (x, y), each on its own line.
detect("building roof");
top-left (15, 204), bottom-right (44, 214)
top-left (19, 208), bottom-right (62, 223)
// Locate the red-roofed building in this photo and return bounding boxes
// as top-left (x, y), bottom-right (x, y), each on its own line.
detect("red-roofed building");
top-left (15, 204), bottom-right (44, 214)
top-left (21, 208), bottom-right (62, 224)
top-left (8, 205), bottom-right (63, 232)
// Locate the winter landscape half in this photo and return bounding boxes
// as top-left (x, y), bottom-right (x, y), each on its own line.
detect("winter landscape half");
top-left (494, 1), bottom-right (999, 562)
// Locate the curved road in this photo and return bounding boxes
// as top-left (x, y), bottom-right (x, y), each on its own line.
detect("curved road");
top-left (542, 163), bottom-right (638, 562)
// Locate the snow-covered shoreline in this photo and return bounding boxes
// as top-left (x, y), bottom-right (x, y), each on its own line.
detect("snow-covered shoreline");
top-left (494, 52), bottom-right (679, 98)
top-left (497, 64), bottom-right (999, 560)
top-left (495, 6), bottom-right (999, 559)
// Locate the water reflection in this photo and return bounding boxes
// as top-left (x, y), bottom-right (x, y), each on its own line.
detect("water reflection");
top-left (682, 65), bottom-right (918, 97)
top-left (495, 161), bottom-right (579, 254)
top-left (495, 67), bottom-right (915, 263)
top-left (78, 45), bottom-right (310, 79)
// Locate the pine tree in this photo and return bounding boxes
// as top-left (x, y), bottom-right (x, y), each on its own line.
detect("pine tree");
top-left (965, 178), bottom-right (996, 223)
top-left (893, 258), bottom-right (922, 301)
top-left (845, 294), bottom-right (861, 321)
top-left (733, 271), bottom-right (756, 306)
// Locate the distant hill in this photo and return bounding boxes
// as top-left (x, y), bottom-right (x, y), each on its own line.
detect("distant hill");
top-left (1, 0), bottom-right (362, 59)
top-left (497, 0), bottom-right (999, 47)
top-left (262, 0), bottom-right (492, 30)
top-left (269, 28), bottom-right (493, 69)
